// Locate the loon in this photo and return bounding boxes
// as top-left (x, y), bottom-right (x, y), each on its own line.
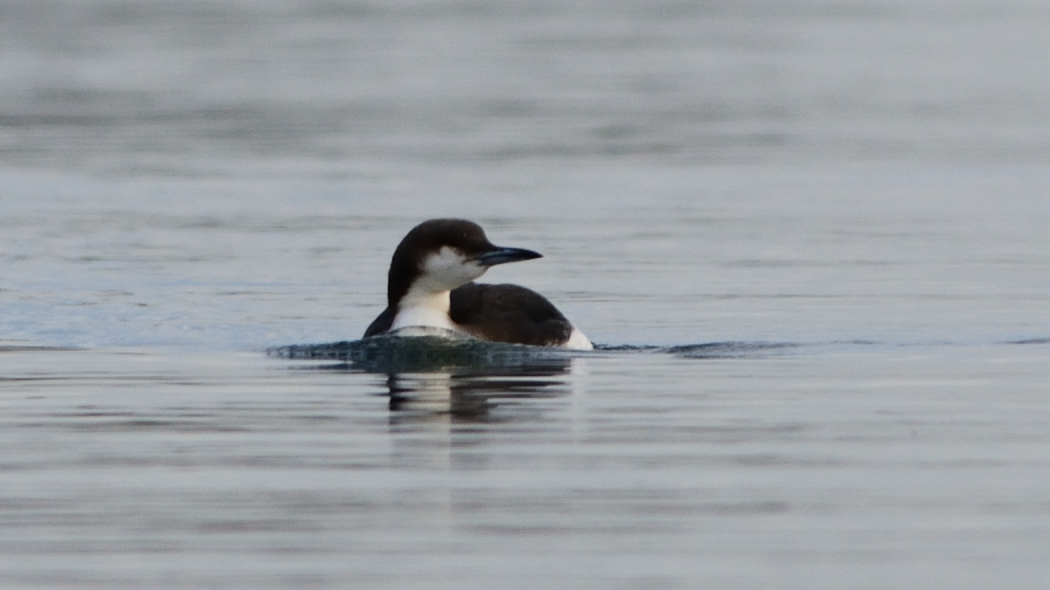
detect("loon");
top-left (363, 219), bottom-right (593, 350)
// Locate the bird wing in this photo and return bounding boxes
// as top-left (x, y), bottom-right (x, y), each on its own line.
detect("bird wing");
top-left (449, 283), bottom-right (573, 346)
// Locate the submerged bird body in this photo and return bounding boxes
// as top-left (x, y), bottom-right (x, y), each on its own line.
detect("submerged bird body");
top-left (364, 219), bottom-right (592, 350)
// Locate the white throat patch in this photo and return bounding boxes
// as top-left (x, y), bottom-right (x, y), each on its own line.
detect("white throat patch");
top-left (389, 247), bottom-right (488, 332)
top-left (415, 246), bottom-right (488, 292)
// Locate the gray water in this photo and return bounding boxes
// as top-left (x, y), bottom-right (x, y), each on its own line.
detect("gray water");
top-left (3, 0), bottom-right (1050, 588)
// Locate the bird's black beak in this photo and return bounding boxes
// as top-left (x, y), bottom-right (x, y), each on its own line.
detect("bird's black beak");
top-left (475, 246), bottom-right (542, 267)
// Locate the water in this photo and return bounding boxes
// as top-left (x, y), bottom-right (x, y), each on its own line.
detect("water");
top-left (2, 0), bottom-right (1050, 588)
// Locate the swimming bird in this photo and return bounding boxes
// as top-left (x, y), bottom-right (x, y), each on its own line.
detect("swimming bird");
top-left (364, 219), bottom-right (593, 350)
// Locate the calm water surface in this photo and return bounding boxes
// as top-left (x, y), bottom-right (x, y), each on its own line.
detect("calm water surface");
top-left (2, 0), bottom-right (1050, 588)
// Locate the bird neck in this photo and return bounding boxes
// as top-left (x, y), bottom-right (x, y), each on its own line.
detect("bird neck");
top-left (390, 288), bottom-right (456, 331)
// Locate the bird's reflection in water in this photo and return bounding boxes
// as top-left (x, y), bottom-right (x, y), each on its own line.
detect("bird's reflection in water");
top-left (270, 333), bottom-right (580, 421)
top-left (271, 335), bottom-right (585, 480)
top-left (384, 359), bottom-right (573, 420)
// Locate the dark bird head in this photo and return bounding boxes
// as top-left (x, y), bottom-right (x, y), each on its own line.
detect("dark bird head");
top-left (386, 219), bottom-right (541, 308)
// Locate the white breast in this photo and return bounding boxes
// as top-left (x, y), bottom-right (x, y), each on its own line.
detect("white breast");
top-left (389, 290), bottom-right (458, 332)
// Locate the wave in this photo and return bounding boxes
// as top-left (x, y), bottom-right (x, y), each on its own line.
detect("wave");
top-left (595, 341), bottom-right (801, 358)
top-left (267, 330), bottom-right (578, 374)
top-left (268, 333), bottom-right (1050, 373)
